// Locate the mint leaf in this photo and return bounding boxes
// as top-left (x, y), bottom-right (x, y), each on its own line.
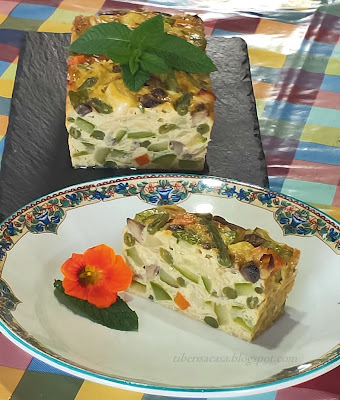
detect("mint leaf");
top-left (107, 47), bottom-right (131, 64)
top-left (69, 22), bottom-right (132, 54)
top-left (54, 280), bottom-right (138, 331)
top-left (140, 52), bottom-right (170, 73)
top-left (130, 14), bottom-right (164, 48)
top-left (120, 64), bottom-right (149, 91)
top-left (151, 33), bottom-right (218, 73)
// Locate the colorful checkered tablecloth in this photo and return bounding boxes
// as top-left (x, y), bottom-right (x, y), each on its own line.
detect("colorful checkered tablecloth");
top-left (0, 0), bottom-right (340, 399)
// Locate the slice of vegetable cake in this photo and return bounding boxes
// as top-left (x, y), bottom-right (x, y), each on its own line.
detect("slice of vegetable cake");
top-left (122, 205), bottom-right (300, 341)
top-left (66, 10), bottom-right (216, 170)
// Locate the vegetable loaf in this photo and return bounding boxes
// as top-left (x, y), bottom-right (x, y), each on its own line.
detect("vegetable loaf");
top-left (122, 205), bottom-right (300, 341)
top-left (66, 10), bottom-right (215, 170)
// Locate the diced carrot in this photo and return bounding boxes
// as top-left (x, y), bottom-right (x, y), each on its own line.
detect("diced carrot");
top-left (135, 153), bottom-right (150, 166)
top-left (68, 54), bottom-right (86, 66)
top-left (251, 246), bottom-right (285, 272)
top-left (174, 292), bottom-right (190, 310)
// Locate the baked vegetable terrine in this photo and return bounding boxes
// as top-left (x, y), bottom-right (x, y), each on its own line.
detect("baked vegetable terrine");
top-left (122, 205), bottom-right (300, 341)
top-left (66, 10), bottom-right (215, 170)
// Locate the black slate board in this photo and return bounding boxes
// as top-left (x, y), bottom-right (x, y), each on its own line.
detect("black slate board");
top-left (0, 33), bottom-right (268, 222)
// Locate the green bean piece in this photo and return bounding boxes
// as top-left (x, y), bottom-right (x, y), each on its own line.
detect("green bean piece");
top-left (126, 247), bottom-right (143, 267)
top-left (124, 232), bottom-right (135, 247)
top-left (90, 130), bottom-right (105, 140)
top-left (94, 148), bottom-right (110, 165)
top-left (147, 212), bottom-right (170, 235)
top-left (152, 154), bottom-right (176, 168)
top-left (67, 117), bottom-right (75, 123)
top-left (150, 281), bottom-right (172, 300)
top-left (81, 142), bottom-right (95, 150)
top-left (165, 69), bottom-right (180, 92)
top-left (246, 296), bottom-right (259, 309)
top-left (115, 130), bottom-right (127, 143)
top-left (223, 287), bottom-right (238, 299)
top-left (204, 316), bottom-right (219, 328)
top-left (172, 265), bottom-right (200, 284)
top-left (175, 93), bottom-right (193, 116)
top-left (255, 287), bottom-right (263, 294)
top-left (127, 131), bottom-right (155, 139)
top-left (200, 217), bottom-right (231, 267)
top-left (202, 276), bottom-right (212, 293)
top-left (178, 159), bottom-right (203, 170)
top-left (110, 149), bottom-right (127, 158)
top-left (148, 142), bottom-right (169, 152)
top-left (72, 151), bottom-right (88, 157)
top-left (69, 89), bottom-right (89, 108)
top-left (160, 269), bottom-right (179, 288)
top-left (89, 97), bottom-right (113, 114)
top-left (158, 124), bottom-right (177, 134)
top-left (197, 123), bottom-right (210, 134)
top-left (69, 127), bottom-right (81, 139)
top-left (75, 117), bottom-right (95, 134)
top-left (130, 280), bottom-right (147, 293)
top-left (78, 76), bottom-right (98, 90)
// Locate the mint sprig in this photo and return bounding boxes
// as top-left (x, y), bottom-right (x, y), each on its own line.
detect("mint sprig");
top-left (54, 280), bottom-right (138, 331)
top-left (69, 14), bottom-right (217, 91)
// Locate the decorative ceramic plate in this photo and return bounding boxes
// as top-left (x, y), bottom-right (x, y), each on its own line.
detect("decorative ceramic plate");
top-left (0, 174), bottom-right (339, 398)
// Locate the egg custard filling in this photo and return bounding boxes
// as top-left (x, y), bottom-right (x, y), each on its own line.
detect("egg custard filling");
top-left (122, 205), bottom-right (300, 341)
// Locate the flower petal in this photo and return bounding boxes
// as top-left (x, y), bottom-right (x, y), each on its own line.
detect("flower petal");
top-left (83, 244), bottom-right (116, 270)
top-left (62, 278), bottom-right (87, 300)
top-left (87, 285), bottom-right (117, 308)
top-left (61, 253), bottom-right (84, 281)
top-left (104, 255), bottom-right (133, 292)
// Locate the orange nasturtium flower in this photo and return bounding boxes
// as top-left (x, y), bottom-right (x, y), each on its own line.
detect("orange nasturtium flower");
top-left (61, 244), bottom-right (132, 308)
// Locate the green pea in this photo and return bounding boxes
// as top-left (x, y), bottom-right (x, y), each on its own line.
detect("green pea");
top-left (90, 130), bottom-right (105, 140)
top-left (103, 161), bottom-right (117, 168)
top-left (197, 123), bottom-right (210, 134)
top-left (124, 232), bottom-right (135, 247)
top-left (158, 124), bottom-right (177, 134)
top-left (223, 287), bottom-right (238, 299)
top-left (69, 127), bottom-right (81, 139)
top-left (255, 287), bottom-right (263, 294)
top-left (246, 296), bottom-right (259, 309)
top-left (140, 140), bottom-right (151, 148)
top-left (204, 316), bottom-right (219, 328)
top-left (159, 248), bottom-right (173, 265)
top-left (177, 277), bottom-right (186, 287)
top-left (90, 97), bottom-right (113, 114)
